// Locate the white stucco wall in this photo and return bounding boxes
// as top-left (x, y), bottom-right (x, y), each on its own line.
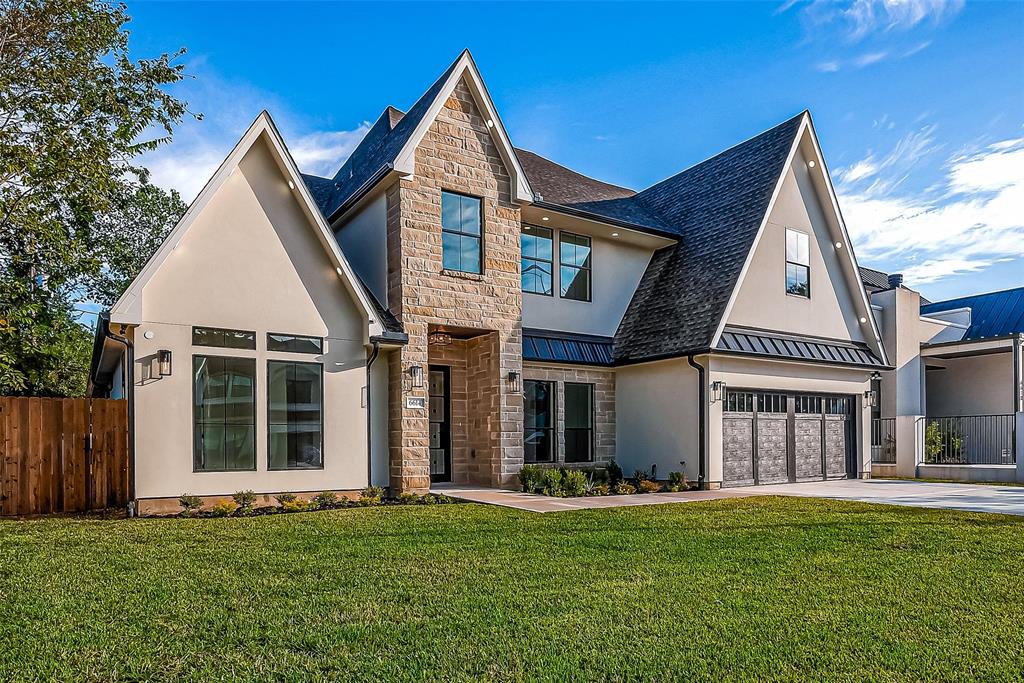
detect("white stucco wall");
top-left (522, 231), bottom-right (654, 337)
top-left (335, 192), bottom-right (388, 307)
top-left (131, 135), bottom-right (373, 500)
top-left (925, 352), bottom-right (1015, 417)
top-left (727, 149), bottom-right (866, 343)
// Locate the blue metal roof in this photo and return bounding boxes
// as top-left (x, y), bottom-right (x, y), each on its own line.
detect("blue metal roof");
top-left (921, 287), bottom-right (1024, 341)
top-left (522, 329), bottom-right (615, 366)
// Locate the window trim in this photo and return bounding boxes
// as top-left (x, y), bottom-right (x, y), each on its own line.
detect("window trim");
top-left (558, 231), bottom-right (593, 302)
top-left (564, 381), bottom-right (595, 464)
top-left (266, 359), bottom-right (325, 471)
top-left (785, 228), bottom-right (811, 299)
top-left (523, 379), bottom-right (555, 464)
top-left (266, 332), bottom-right (324, 355)
top-left (521, 224), bottom-right (554, 297)
top-left (440, 189), bottom-right (484, 275)
top-left (192, 326), bottom-right (257, 350)
top-left (192, 354), bottom-right (257, 473)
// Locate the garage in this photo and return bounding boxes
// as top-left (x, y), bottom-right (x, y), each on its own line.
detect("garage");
top-left (722, 390), bottom-right (855, 487)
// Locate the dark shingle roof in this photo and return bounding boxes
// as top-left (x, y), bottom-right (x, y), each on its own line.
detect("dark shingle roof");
top-left (859, 266), bottom-right (890, 292)
top-left (515, 148), bottom-right (675, 233)
top-left (613, 112), bottom-right (806, 363)
top-left (523, 328), bottom-right (615, 366)
top-left (921, 287), bottom-right (1024, 341)
top-left (717, 326), bottom-right (886, 368)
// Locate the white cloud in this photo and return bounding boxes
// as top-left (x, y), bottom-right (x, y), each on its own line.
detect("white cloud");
top-left (803, 0), bottom-right (965, 41)
top-left (289, 125), bottom-right (371, 178)
top-left (839, 136), bottom-right (1024, 285)
top-left (854, 51), bottom-right (889, 67)
top-left (816, 61), bottom-right (841, 73)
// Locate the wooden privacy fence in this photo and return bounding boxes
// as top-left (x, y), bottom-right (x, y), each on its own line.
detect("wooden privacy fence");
top-left (0, 397), bottom-right (128, 516)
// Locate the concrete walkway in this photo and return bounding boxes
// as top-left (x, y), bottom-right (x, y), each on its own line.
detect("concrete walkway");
top-left (433, 479), bottom-right (1024, 516)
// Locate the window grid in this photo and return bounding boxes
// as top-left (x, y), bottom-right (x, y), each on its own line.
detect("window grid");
top-left (785, 229), bottom-right (810, 298)
top-left (267, 360), bottom-right (324, 470)
top-left (521, 224), bottom-right (554, 295)
top-left (441, 191), bottom-right (482, 274)
top-left (559, 231), bottom-right (592, 302)
top-left (192, 355), bottom-right (256, 472)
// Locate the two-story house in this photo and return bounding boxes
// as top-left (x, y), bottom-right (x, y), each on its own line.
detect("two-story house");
top-left (90, 51), bottom-right (891, 513)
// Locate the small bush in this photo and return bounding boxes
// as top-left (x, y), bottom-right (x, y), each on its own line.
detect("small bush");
top-left (399, 492), bottom-right (421, 505)
top-left (563, 469), bottom-right (587, 497)
top-left (424, 493), bottom-right (454, 505)
top-left (614, 481), bottom-right (636, 495)
top-left (606, 459), bottom-right (623, 485)
top-left (633, 469), bottom-right (651, 483)
top-left (589, 483), bottom-right (610, 496)
top-left (638, 479), bottom-right (662, 494)
top-left (541, 468), bottom-right (563, 496)
top-left (360, 486), bottom-right (384, 506)
top-left (232, 490), bottom-right (256, 510)
top-left (210, 500), bottom-right (236, 517)
top-left (519, 464), bottom-right (543, 493)
top-left (313, 491), bottom-right (339, 509)
top-left (589, 467), bottom-right (609, 484)
top-left (178, 494), bottom-right (203, 515)
top-left (281, 498), bottom-right (309, 513)
top-left (667, 471), bottom-right (687, 492)
top-left (275, 492), bottom-right (298, 506)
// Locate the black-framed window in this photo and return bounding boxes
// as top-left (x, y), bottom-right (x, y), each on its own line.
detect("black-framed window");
top-left (524, 380), bottom-right (554, 463)
top-left (564, 382), bottom-right (594, 463)
top-left (521, 225), bottom-right (553, 295)
top-left (192, 326), bottom-right (256, 350)
top-left (785, 229), bottom-right (810, 298)
top-left (559, 232), bottom-right (592, 301)
top-left (267, 333), bottom-right (323, 354)
top-left (441, 190), bottom-right (482, 273)
top-left (193, 355), bottom-right (256, 472)
top-left (268, 360), bottom-right (324, 470)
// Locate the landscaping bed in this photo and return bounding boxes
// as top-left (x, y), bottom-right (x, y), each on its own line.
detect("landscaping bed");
top-left (517, 460), bottom-right (696, 497)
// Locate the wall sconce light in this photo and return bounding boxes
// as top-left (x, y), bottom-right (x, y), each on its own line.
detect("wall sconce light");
top-left (408, 364), bottom-right (423, 389)
top-left (864, 388), bottom-right (878, 407)
top-left (157, 349), bottom-right (172, 377)
top-left (508, 370), bottom-right (521, 393)
top-left (428, 331), bottom-right (452, 346)
top-left (710, 380), bottom-right (727, 403)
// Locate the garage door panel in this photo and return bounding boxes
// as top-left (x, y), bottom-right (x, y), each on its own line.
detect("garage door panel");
top-left (723, 414), bottom-right (755, 486)
top-left (824, 415), bottom-right (847, 478)
top-left (755, 414), bottom-right (789, 484)
top-left (794, 415), bottom-right (823, 480)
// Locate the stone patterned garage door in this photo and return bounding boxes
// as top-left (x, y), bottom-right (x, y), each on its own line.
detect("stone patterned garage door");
top-left (723, 391), bottom-right (854, 487)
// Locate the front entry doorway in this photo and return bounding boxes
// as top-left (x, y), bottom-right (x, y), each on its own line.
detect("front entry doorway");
top-left (428, 365), bottom-right (452, 483)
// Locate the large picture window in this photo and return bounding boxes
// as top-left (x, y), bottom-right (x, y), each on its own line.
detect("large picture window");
top-left (523, 380), bottom-right (554, 463)
top-left (268, 361), bottom-right (324, 470)
top-left (441, 190), bottom-right (482, 273)
top-left (785, 229), bottom-right (810, 298)
top-left (564, 382), bottom-right (594, 463)
top-left (193, 355), bottom-right (256, 471)
top-left (521, 225), bottom-right (553, 295)
top-left (559, 232), bottom-right (592, 301)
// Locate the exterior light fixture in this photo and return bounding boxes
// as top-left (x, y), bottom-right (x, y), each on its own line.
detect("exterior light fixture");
top-left (508, 370), bottom-right (521, 393)
top-left (611, 232), bottom-right (620, 237)
top-left (859, 316), bottom-right (868, 324)
top-left (287, 180), bottom-right (295, 190)
top-left (428, 331), bottom-right (453, 346)
top-left (835, 241), bottom-right (843, 249)
top-left (864, 388), bottom-right (878, 407)
top-left (808, 160), bottom-right (816, 168)
top-left (157, 349), bottom-right (172, 377)
top-left (486, 119), bottom-right (494, 128)
top-left (408, 364), bottom-right (424, 388)
top-left (710, 380), bottom-right (727, 403)
top-left (336, 267), bottom-right (343, 276)
top-left (541, 216), bottom-right (549, 221)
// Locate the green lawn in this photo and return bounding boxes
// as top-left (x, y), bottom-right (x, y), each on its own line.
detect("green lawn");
top-left (1, 498), bottom-right (1022, 682)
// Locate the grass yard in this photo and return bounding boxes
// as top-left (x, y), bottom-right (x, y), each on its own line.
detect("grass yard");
top-left (1, 497), bottom-right (1022, 682)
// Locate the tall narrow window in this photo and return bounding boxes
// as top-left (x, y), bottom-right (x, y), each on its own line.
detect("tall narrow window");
top-left (523, 380), bottom-right (554, 463)
top-left (268, 361), bottom-right (324, 470)
top-left (785, 229), bottom-right (810, 298)
top-left (441, 191), bottom-right (482, 273)
top-left (521, 225), bottom-right (553, 295)
top-left (193, 355), bottom-right (256, 471)
top-left (559, 232), bottom-right (592, 301)
top-left (564, 382), bottom-right (594, 463)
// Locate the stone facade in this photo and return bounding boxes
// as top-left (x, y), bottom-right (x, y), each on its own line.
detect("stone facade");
top-left (522, 363), bottom-right (616, 466)
top-left (387, 78), bottom-right (524, 491)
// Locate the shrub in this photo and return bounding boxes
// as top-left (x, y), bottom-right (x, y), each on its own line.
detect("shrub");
top-left (589, 483), bottom-right (610, 496)
top-left (281, 498), bottom-right (309, 512)
top-left (210, 500), bottom-right (236, 517)
top-left (668, 471), bottom-right (687, 492)
top-left (519, 464), bottom-right (543, 493)
top-left (313, 491), bottom-right (339, 509)
top-left (360, 486), bottom-right (384, 506)
top-left (613, 481), bottom-right (636, 495)
top-left (638, 479), bottom-right (662, 494)
top-left (232, 490), bottom-right (257, 510)
top-left (541, 468), bottom-right (563, 496)
top-left (178, 494), bottom-right (203, 515)
top-left (606, 459), bottom-right (623, 485)
top-left (563, 469), bottom-right (588, 497)
top-left (426, 493), bottom-right (454, 505)
top-left (399, 492), bottom-right (421, 505)
top-left (275, 492), bottom-right (298, 506)
top-left (633, 469), bottom-right (650, 482)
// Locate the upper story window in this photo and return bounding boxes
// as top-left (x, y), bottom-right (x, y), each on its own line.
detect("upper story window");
top-left (559, 232), bottom-right (592, 301)
top-left (192, 326), bottom-right (256, 350)
top-left (441, 191), bottom-right (482, 274)
top-left (785, 229), bottom-right (810, 298)
top-left (521, 225), bottom-right (553, 295)
top-left (267, 333), bottom-right (323, 354)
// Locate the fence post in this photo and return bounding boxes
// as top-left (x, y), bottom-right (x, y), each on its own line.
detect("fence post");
top-left (1016, 412), bottom-right (1023, 484)
top-left (895, 415), bottom-right (923, 478)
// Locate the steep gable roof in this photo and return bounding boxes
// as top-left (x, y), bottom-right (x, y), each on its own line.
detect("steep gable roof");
top-left (614, 113), bottom-right (806, 362)
top-left (921, 286), bottom-right (1024, 340)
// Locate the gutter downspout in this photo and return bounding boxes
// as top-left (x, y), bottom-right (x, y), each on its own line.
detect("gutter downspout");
top-left (103, 323), bottom-right (135, 515)
top-left (686, 354), bottom-right (707, 489)
top-left (365, 340), bottom-right (381, 487)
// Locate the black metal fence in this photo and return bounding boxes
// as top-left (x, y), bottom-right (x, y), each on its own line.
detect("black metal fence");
top-left (871, 417), bottom-right (896, 463)
top-left (923, 415), bottom-right (1016, 465)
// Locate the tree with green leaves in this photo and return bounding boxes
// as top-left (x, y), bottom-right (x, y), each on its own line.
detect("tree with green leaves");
top-left (0, 0), bottom-right (193, 396)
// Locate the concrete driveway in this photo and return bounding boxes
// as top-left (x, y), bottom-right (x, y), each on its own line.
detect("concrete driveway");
top-left (753, 479), bottom-right (1024, 516)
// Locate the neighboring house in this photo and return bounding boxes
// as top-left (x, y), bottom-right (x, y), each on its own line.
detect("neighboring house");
top-left (91, 50), bottom-right (903, 513)
top-left (860, 272), bottom-right (1024, 483)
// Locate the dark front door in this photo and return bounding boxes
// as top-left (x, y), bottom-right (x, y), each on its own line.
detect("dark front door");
top-left (428, 365), bottom-right (451, 483)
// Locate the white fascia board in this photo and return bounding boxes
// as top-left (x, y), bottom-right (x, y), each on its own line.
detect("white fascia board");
top-left (391, 52), bottom-right (534, 204)
top-left (110, 111), bottom-right (383, 339)
top-left (919, 314), bottom-right (969, 330)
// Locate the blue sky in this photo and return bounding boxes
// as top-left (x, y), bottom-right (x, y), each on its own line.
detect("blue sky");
top-left (127, 0), bottom-right (1024, 302)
